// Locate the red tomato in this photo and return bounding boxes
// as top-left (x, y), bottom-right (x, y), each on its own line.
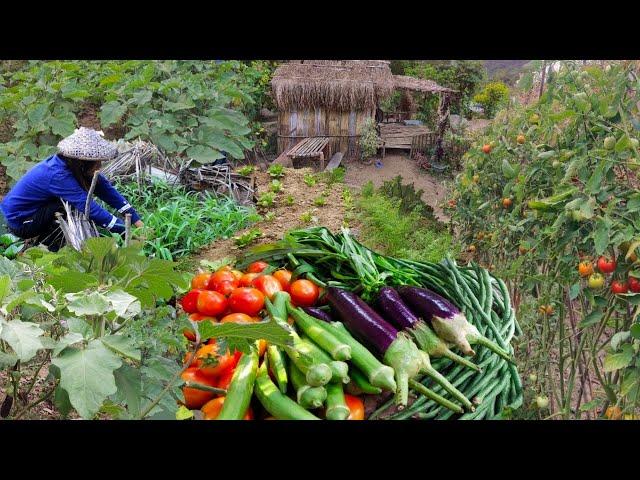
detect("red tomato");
top-left (189, 312), bottom-right (217, 323)
top-left (207, 270), bottom-right (240, 291)
top-left (344, 394), bottom-right (365, 420)
top-left (273, 269), bottom-right (292, 292)
top-left (201, 397), bottom-right (252, 420)
top-left (239, 273), bottom-right (260, 287)
top-left (252, 274), bottom-right (283, 300)
top-left (213, 281), bottom-right (236, 296)
top-left (191, 273), bottom-right (212, 290)
top-left (197, 291), bottom-right (228, 317)
top-left (629, 276), bottom-right (640, 293)
top-left (290, 279), bottom-right (320, 307)
top-left (611, 280), bottom-right (629, 294)
top-left (201, 397), bottom-right (225, 420)
top-left (217, 367), bottom-right (235, 390)
top-left (230, 269), bottom-right (244, 282)
top-left (220, 313), bottom-right (258, 324)
top-left (597, 256), bottom-right (617, 274)
top-left (181, 368), bottom-right (217, 409)
top-left (198, 344), bottom-right (241, 379)
top-left (228, 287), bottom-right (265, 316)
top-left (180, 289), bottom-right (203, 314)
top-left (247, 261), bottom-right (269, 273)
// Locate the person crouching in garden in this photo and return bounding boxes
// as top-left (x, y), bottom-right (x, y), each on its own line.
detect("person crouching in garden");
top-left (0, 127), bottom-right (143, 252)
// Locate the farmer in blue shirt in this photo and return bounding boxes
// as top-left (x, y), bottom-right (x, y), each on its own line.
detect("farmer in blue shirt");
top-left (0, 127), bottom-right (143, 252)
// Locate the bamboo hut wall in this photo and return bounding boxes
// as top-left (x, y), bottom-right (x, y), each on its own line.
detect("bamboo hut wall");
top-left (277, 108), bottom-right (375, 160)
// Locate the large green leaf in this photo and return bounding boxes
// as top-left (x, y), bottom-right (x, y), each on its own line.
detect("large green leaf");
top-left (0, 275), bottom-right (11, 302)
top-left (198, 317), bottom-right (293, 353)
top-left (52, 340), bottom-right (122, 419)
top-left (100, 334), bottom-right (141, 362)
top-left (50, 110), bottom-right (77, 137)
top-left (82, 237), bottom-right (117, 265)
top-left (100, 101), bottom-right (127, 127)
top-left (593, 218), bottom-right (611, 255)
top-left (53, 332), bottom-right (85, 356)
top-left (186, 145), bottom-right (225, 163)
top-left (103, 290), bottom-right (141, 319)
top-left (0, 351), bottom-right (18, 368)
top-left (0, 319), bottom-right (44, 361)
top-left (65, 291), bottom-right (110, 317)
top-left (47, 271), bottom-right (98, 293)
top-left (621, 368), bottom-right (640, 402)
top-left (603, 344), bottom-right (633, 372)
top-left (113, 364), bottom-right (142, 418)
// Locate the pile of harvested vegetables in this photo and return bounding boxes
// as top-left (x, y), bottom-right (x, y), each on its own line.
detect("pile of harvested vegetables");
top-left (178, 227), bottom-right (522, 420)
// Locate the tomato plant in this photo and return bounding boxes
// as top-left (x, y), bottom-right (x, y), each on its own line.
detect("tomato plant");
top-left (449, 61), bottom-right (640, 418)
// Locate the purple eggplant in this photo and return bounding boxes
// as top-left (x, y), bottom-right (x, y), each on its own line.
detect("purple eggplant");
top-left (374, 287), bottom-right (474, 409)
top-left (397, 286), bottom-right (514, 363)
top-left (325, 287), bottom-right (427, 407)
top-left (302, 307), bottom-right (333, 324)
top-left (375, 287), bottom-right (480, 372)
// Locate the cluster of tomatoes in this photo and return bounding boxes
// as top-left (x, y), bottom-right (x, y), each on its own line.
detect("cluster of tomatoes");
top-left (180, 260), bottom-right (321, 339)
top-left (177, 260), bottom-right (365, 420)
top-left (578, 256), bottom-right (640, 295)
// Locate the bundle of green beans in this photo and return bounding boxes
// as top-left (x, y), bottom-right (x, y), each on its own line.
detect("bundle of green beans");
top-left (239, 227), bottom-right (523, 420)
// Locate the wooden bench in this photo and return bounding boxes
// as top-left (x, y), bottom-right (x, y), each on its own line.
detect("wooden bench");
top-left (285, 137), bottom-right (330, 170)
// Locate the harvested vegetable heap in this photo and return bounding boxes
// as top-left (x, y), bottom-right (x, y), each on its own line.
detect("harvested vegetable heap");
top-left (176, 227), bottom-right (522, 420)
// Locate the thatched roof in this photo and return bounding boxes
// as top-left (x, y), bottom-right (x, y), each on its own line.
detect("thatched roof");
top-left (393, 75), bottom-right (457, 93)
top-left (271, 60), bottom-right (396, 111)
top-left (271, 61), bottom-right (456, 111)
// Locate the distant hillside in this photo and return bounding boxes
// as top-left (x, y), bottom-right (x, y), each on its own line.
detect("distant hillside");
top-left (483, 60), bottom-right (531, 85)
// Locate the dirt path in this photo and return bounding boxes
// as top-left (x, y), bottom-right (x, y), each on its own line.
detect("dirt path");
top-left (343, 152), bottom-right (450, 222)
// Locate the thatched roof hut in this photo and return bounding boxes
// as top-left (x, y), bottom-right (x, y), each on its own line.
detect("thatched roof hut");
top-left (271, 61), bottom-right (453, 161)
top-left (271, 60), bottom-right (396, 112)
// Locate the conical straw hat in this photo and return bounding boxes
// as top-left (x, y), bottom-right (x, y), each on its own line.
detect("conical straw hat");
top-left (57, 127), bottom-right (118, 161)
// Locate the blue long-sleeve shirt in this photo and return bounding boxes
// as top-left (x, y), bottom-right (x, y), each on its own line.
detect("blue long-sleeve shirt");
top-left (0, 154), bottom-right (140, 234)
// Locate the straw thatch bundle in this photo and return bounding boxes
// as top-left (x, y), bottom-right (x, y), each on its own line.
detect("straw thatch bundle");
top-left (271, 60), bottom-right (396, 112)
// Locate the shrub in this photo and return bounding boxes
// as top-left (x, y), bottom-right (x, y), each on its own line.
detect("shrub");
top-left (473, 81), bottom-right (509, 118)
top-left (358, 118), bottom-right (380, 161)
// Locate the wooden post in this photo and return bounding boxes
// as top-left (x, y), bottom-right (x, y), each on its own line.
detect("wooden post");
top-left (85, 170), bottom-right (100, 217)
top-left (434, 93), bottom-right (451, 164)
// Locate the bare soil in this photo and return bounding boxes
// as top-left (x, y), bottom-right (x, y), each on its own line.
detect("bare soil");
top-left (194, 167), bottom-right (349, 265)
top-left (343, 152), bottom-right (451, 222)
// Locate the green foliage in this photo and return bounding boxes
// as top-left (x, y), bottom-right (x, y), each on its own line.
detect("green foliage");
top-left (0, 60), bottom-right (278, 184)
top-left (270, 179), bottom-right (283, 193)
top-left (237, 165), bottom-right (256, 176)
top-left (473, 81), bottom-right (510, 118)
top-left (358, 118), bottom-right (380, 160)
top-left (267, 163), bottom-right (285, 179)
top-left (353, 188), bottom-right (454, 263)
top-left (380, 175), bottom-right (441, 224)
top-left (285, 194), bottom-right (295, 206)
top-left (234, 228), bottom-right (263, 248)
top-left (402, 60), bottom-right (486, 119)
top-left (318, 166), bottom-right (346, 186)
top-left (257, 192), bottom-right (276, 208)
top-left (116, 180), bottom-right (260, 260)
top-left (313, 196), bottom-right (326, 207)
top-left (303, 173), bottom-right (317, 187)
top-left (450, 61), bottom-right (640, 416)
